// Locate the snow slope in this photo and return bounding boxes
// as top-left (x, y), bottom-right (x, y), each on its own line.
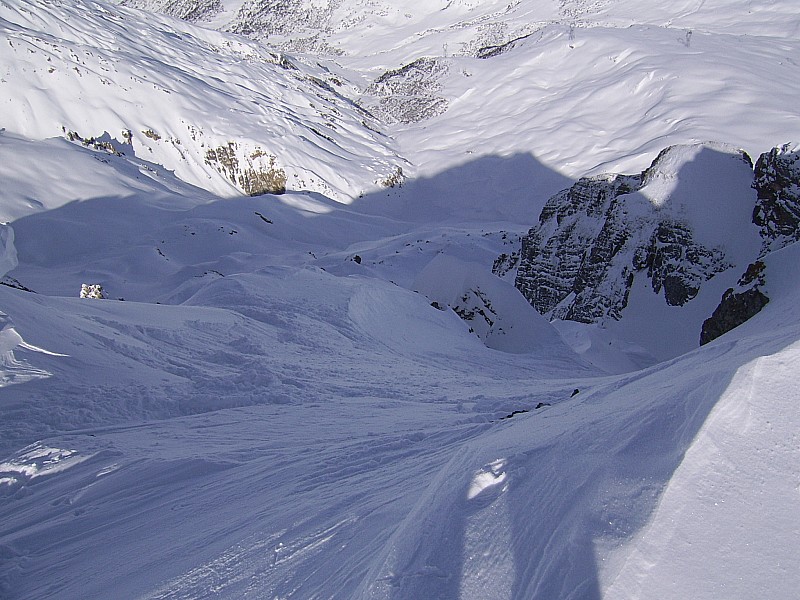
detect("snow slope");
top-left (387, 20), bottom-right (800, 200)
top-left (5, 0), bottom-right (799, 214)
top-left (118, 0), bottom-right (800, 198)
top-left (1, 237), bottom-right (798, 599)
top-left (0, 0), bottom-right (404, 201)
top-left (1, 0), bottom-right (799, 599)
top-left (603, 241), bottom-right (800, 599)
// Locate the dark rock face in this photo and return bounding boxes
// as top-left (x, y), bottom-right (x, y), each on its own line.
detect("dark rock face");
top-left (514, 146), bottom-right (737, 323)
top-left (637, 220), bottom-right (729, 306)
top-left (476, 32), bottom-right (533, 59)
top-left (492, 251), bottom-right (519, 278)
top-left (752, 144), bottom-right (800, 254)
top-left (701, 280), bottom-right (769, 345)
top-left (452, 288), bottom-right (497, 337)
top-left (515, 173), bottom-right (642, 322)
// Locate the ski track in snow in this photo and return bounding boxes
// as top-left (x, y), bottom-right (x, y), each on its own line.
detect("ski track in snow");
top-left (3, 278), bottom-right (798, 599)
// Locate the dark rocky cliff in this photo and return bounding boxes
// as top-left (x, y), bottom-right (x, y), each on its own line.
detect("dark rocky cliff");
top-left (511, 142), bottom-right (800, 345)
top-left (513, 144), bottom-right (745, 323)
top-left (700, 261), bottom-right (769, 345)
top-left (752, 143), bottom-right (800, 254)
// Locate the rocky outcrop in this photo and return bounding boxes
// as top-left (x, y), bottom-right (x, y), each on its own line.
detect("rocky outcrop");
top-left (492, 250), bottom-right (520, 279)
top-left (515, 172), bottom-right (642, 322)
top-left (80, 283), bottom-right (106, 299)
top-left (752, 143), bottom-right (800, 254)
top-left (700, 261), bottom-right (769, 345)
top-left (514, 144), bottom-right (749, 323)
top-left (204, 143), bottom-right (287, 195)
top-left (225, 0), bottom-right (334, 40)
top-left (379, 166), bottom-right (406, 188)
top-left (365, 58), bottom-right (449, 125)
top-left (452, 287), bottom-right (498, 338)
top-left (513, 142), bottom-right (800, 343)
top-left (121, 0), bottom-right (222, 22)
top-left (636, 220), bottom-right (729, 307)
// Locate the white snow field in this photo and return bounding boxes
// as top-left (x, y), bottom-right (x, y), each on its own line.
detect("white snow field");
top-left (1, 0), bottom-right (800, 598)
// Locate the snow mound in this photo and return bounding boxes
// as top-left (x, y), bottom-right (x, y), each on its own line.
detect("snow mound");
top-left (413, 253), bottom-right (571, 354)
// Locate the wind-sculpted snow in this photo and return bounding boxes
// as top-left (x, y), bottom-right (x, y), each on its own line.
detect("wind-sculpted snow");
top-left (0, 315), bottom-right (56, 390)
top-left (601, 247), bottom-right (800, 597)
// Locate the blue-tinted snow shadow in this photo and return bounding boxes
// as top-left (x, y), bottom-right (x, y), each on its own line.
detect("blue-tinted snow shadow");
top-left (3, 142), bottom-right (798, 599)
top-left (350, 152), bottom-right (574, 225)
top-left (5, 147), bottom-right (573, 301)
top-left (341, 145), bottom-right (797, 599)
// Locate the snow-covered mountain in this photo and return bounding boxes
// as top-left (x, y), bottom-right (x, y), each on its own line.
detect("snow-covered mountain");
top-left (114, 0), bottom-right (800, 186)
top-left (0, 0), bottom-right (406, 202)
top-left (512, 142), bottom-right (792, 358)
top-left (1, 0), bottom-right (800, 599)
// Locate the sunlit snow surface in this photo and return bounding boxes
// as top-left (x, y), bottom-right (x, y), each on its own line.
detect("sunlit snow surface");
top-left (1, 0), bottom-right (800, 598)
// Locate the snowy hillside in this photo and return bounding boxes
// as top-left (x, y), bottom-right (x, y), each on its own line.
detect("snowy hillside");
top-left (117, 0), bottom-right (800, 191)
top-left (2, 0), bottom-right (800, 599)
top-left (0, 0), bottom-right (405, 201)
